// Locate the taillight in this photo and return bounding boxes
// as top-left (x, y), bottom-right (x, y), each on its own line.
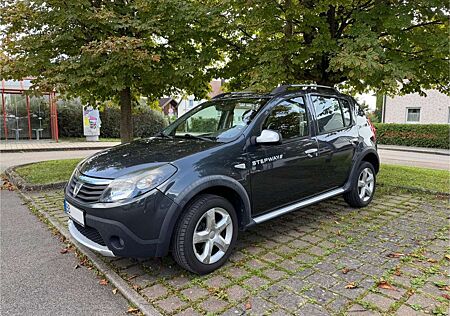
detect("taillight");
top-left (367, 118), bottom-right (376, 142)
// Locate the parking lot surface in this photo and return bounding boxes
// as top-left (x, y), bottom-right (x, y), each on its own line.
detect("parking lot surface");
top-left (26, 189), bottom-right (450, 315)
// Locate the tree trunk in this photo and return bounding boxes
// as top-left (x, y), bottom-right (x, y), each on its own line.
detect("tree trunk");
top-left (119, 87), bottom-right (133, 143)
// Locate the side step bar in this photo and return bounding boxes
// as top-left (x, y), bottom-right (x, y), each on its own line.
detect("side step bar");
top-left (252, 188), bottom-right (345, 224)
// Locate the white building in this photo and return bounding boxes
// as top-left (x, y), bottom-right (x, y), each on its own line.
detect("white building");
top-left (382, 90), bottom-right (450, 124)
top-left (177, 80), bottom-right (224, 117)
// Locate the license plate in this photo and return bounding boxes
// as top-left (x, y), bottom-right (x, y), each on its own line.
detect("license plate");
top-left (65, 200), bottom-right (85, 226)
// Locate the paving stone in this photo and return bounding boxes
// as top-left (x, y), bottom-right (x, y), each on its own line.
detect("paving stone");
top-left (199, 297), bottom-right (228, 313)
top-left (406, 293), bottom-right (439, 312)
top-left (377, 285), bottom-right (407, 300)
top-left (303, 286), bottom-right (337, 304)
top-left (307, 245), bottom-right (328, 257)
top-left (181, 286), bottom-right (209, 301)
top-left (278, 259), bottom-right (300, 271)
top-left (289, 239), bottom-right (311, 249)
top-left (347, 304), bottom-right (381, 315)
top-left (141, 283), bottom-right (169, 300)
top-left (175, 307), bottom-right (202, 316)
top-left (244, 276), bottom-right (270, 289)
top-left (264, 268), bottom-right (287, 281)
top-left (167, 275), bottom-right (192, 289)
top-left (278, 276), bottom-right (310, 292)
top-left (295, 302), bottom-right (330, 315)
top-left (362, 293), bottom-right (395, 312)
top-left (245, 258), bottom-right (266, 270)
top-left (305, 273), bottom-right (339, 289)
top-left (395, 304), bottom-right (428, 316)
top-left (261, 252), bottom-right (283, 263)
top-left (326, 295), bottom-right (351, 313)
top-left (133, 273), bottom-right (158, 288)
top-left (205, 275), bottom-right (230, 289)
top-left (156, 295), bottom-right (186, 313)
top-left (224, 266), bottom-right (248, 279)
top-left (226, 285), bottom-right (249, 302)
top-left (245, 296), bottom-right (275, 315)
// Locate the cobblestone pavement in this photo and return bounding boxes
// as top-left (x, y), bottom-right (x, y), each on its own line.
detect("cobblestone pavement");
top-left (25, 189), bottom-right (450, 316)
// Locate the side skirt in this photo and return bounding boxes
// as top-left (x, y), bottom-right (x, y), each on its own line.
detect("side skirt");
top-left (252, 187), bottom-right (345, 224)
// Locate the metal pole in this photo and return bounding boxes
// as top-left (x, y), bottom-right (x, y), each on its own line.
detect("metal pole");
top-left (53, 91), bottom-right (58, 142)
top-left (1, 80), bottom-right (7, 140)
top-left (26, 95), bottom-right (32, 139)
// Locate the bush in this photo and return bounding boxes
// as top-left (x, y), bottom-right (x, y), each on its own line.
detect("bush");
top-left (57, 102), bottom-right (167, 139)
top-left (374, 123), bottom-right (449, 149)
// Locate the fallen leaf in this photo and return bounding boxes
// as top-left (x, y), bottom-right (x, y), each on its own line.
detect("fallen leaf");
top-left (345, 282), bottom-right (357, 289)
top-left (60, 248), bottom-right (69, 254)
top-left (245, 301), bottom-right (252, 310)
top-left (99, 279), bottom-right (108, 286)
top-left (387, 253), bottom-right (405, 258)
top-left (442, 286), bottom-right (450, 292)
top-left (445, 255), bottom-right (450, 261)
top-left (427, 258), bottom-right (438, 263)
top-left (377, 280), bottom-right (396, 291)
top-left (112, 288), bottom-right (118, 295)
top-left (337, 230), bottom-right (341, 236)
top-left (126, 307), bottom-right (139, 314)
top-left (394, 267), bottom-right (402, 276)
top-left (442, 293), bottom-right (450, 300)
top-left (342, 268), bottom-right (352, 274)
top-left (74, 264), bottom-right (80, 270)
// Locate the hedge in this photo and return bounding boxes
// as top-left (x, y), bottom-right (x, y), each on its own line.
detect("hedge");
top-left (57, 103), bottom-right (167, 139)
top-left (373, 123), bottom-right (449, 149)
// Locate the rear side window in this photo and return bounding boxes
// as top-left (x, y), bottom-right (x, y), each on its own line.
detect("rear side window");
top-left (340, 99), bottom-right (352, 126)
top-left (262, 97), bottom-right (308, 139)
top-left (312, 96), bottom-right (352, 133)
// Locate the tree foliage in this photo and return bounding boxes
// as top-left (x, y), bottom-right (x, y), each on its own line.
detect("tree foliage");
top-left (215, 0), bottom-right (449, 95)
top-left (1, 0), bottom-right (220, 142)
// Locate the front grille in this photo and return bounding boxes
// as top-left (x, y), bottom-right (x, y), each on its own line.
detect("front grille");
top-left (68, 176), bottom-right (109, 203)
top-left (74, 221), bottom-right (106, 246)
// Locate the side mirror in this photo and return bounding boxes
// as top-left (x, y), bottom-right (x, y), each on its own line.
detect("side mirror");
top-left (255, 129), bottom-right (281, 144)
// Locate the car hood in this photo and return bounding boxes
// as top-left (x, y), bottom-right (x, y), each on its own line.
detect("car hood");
top-left (78, 137), bottom-right (219, 179)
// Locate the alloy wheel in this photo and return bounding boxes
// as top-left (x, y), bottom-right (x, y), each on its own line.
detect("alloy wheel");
top-left (192, 207), bottom-right (233, 264)
top-left (358, 167), bottom-right (374, 202)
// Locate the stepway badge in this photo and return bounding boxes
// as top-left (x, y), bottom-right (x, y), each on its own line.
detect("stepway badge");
top-left (252, 154), bottom-right (283, 167)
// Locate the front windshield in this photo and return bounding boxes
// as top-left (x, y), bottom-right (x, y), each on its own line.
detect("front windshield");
top-left (162, 98), bottom-right (268, 142)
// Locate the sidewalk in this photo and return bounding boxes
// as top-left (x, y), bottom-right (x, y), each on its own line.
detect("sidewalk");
top-left (378, 144), bottom-right (450, 156)
top-left (0, 189), bottom-right (129, 315)
top-left (0, 139), bottom-right (120, 152)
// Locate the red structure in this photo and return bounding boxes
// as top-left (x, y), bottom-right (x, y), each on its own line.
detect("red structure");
top-left (1, 79), bottom-right (58, 141)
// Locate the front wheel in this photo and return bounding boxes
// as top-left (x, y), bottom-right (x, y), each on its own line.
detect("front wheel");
top-left (171, 194), bottom-right (238, 275)
top-left (344, 162), bottom-right (376, 208)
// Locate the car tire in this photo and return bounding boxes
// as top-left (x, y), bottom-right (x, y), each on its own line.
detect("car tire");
top-left (171, 194), bottom-right (238, 275)
top-left (344, 161), bottom-right (376, 208)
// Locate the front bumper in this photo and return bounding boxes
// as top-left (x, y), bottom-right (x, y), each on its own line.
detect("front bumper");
top-left (65, 188), bottom-right (179, 258)
top-left (68, 219), bottom-right (115, 257)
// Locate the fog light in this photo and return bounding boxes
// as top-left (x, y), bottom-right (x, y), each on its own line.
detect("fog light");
top-left (110, 236), bottom-right (125, 250)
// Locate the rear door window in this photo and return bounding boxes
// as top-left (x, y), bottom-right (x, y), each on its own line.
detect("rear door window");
top-left (312, 96), bottom-right (345, 133)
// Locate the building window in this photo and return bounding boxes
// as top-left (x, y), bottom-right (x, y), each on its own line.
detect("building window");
top-left (188, 99), bottom-right (194, 108)
top-left (406, 108), bottom-right (420, 123)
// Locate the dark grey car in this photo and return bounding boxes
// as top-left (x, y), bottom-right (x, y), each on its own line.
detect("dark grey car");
top-left (65, 84), bottom-right (379, 274)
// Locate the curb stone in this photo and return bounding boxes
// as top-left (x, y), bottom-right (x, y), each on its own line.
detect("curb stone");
top-left (18, 190), bottom-right (161, 316)
top-left (4, 164), bottom-right (67, 191)
top-left (378, 144), bottom-right (450, 156)
top-left (0, 145), bottom-right (114, 153)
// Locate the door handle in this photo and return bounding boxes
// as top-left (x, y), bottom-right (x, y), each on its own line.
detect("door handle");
top-left (304, 148), bottom-right (318, 158)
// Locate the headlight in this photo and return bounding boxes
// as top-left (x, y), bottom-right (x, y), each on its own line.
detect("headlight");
top-left (99, 164), bottom-right (177, 203)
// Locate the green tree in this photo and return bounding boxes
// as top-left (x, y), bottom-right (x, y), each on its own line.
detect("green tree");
top-left (216, 0), bottom-right (449, 95)
top-left (1, 0), bottom-right (219, 142)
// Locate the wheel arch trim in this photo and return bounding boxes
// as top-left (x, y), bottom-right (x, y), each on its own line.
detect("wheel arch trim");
top-left (155, 176), bottom-right (251, 257)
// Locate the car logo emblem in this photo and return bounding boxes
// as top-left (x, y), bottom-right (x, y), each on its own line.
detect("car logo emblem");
top-left (73, 182), bottom-right (83, 197)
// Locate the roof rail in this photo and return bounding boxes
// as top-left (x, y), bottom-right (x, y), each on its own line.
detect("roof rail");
top-left (212, 91), bottom-right (259, 99)
top-left (270, 84), bottom-right (338, 95)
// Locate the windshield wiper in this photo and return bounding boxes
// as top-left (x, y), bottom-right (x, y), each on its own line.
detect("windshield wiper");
top-left (177, 134), bottom-right (216, 142)
top-left (156, 132), bottom-right (173, 139)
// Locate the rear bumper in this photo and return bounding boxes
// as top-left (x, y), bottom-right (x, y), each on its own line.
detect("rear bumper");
top-left (68, 219), bottom-right (115, 257)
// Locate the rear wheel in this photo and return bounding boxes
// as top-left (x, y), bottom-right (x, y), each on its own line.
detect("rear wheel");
top-left (171, 194), bottom-right (238, 275)
top-left (344, 162), bottom-right (376, 207)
